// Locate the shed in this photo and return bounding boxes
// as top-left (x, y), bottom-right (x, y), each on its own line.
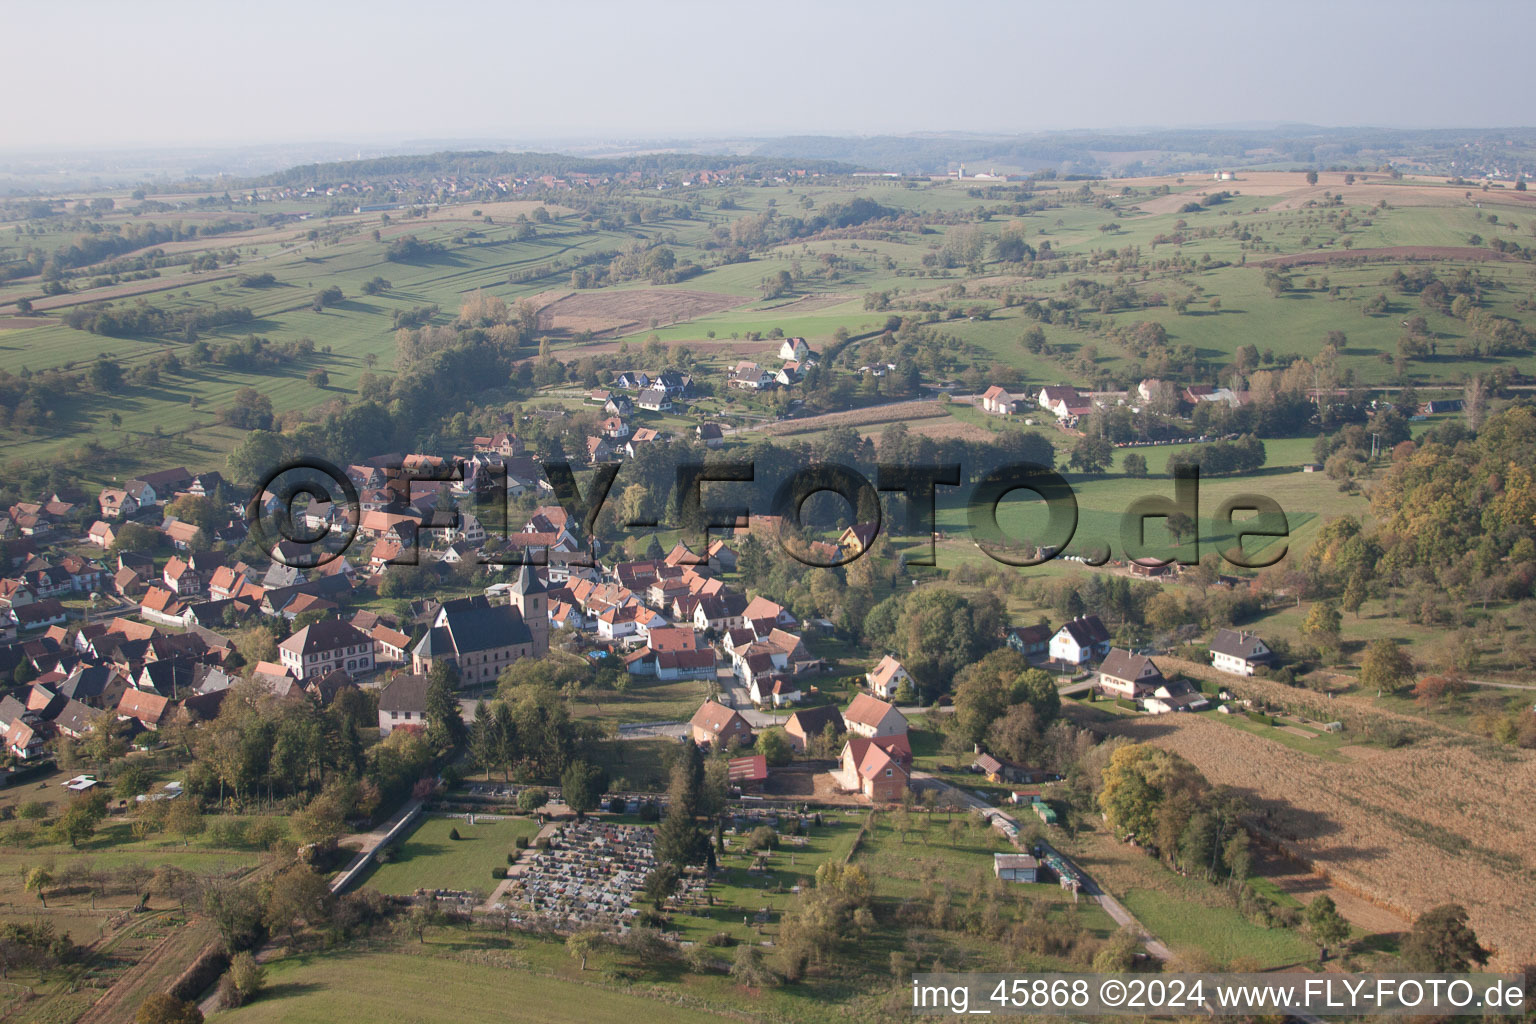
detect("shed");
top-left (993, 853), bottom-right (1039, 882)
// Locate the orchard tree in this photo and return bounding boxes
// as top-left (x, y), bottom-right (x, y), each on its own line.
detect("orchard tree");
top-left (1360, 639), bottom-right (1414, 695)
top-left (1305, 894), bottom-right (1350, 960)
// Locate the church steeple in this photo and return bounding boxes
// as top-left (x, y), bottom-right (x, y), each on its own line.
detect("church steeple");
top-left (509, 551), bottom-right (548, 656)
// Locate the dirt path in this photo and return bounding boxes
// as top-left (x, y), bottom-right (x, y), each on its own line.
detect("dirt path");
top-left (478, 822), bottom-right (559, 911)
top-left (1252, 848), bottom-right (1408, 938)
top-left (77, 912), bottom-right (217, 1024)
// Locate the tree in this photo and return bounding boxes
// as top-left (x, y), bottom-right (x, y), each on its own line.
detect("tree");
top-left (642, 863), bottom-right (680, 910)
top-left (730, 943), bottom-right (775, 988)
top-left (950, 648), bottom-right (1029, 746)
top-left (517, 788), bottom-right (548, 814)
top-left (424, 673), bottom-right (466, 751)
top-left (224, 950), bottom-right (266, 1007)
top-left (165, 799), bottom-right (204, 847)
top-left (1360, 639), bottom-right (1414, 695)
top-left (1069, 435), bottom-right (1113, 474)
top-left (1122, 452), bottom-right (1148, 478)
top-left (1301, 602), bottom-right (1342, 658)
top-left (306, 369), bottom-right (330, 388)
top-left (1092, 925), bottom-right (1142, 972)
top-left (755, 728), bottom-right (792, 767)
top-left (1305, 894), bottom-right (1350, 961)
top-left (1401, 904), bottom-right (1490, 971)
top-left (567, 929), bottom-right (605, 971)
top-left (135, 994), bottom-right (203, 1024)
top-left (54, 794), bottom-right (107, 848)
top-left (165, 494), bottom-right (220, 537)
top-left (559, 761), bottom-right (605, 820)
top-left (1305, 170), bottom-right (1319, 185)
top-left (24, 868), bottom-right (52, 907)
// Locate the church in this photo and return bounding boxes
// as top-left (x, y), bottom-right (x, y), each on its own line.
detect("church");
top-left (410, 559), bottom-right (547, 686)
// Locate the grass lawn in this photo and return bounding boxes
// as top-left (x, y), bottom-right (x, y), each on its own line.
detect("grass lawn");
top-left (586, 737), bottom-right (678, 793)
top-left (362, 816), bottom-right (540, 897)
top-left (568, 676), bottom-right (711, 724)
top-left (1120, 886), bottom-right (1316, 968)
top-left (220, 947), bottom-right (740, 1024)
top-left (669, 816), bottom-right (864, 945)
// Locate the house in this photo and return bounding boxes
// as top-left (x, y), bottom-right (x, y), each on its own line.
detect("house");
top-left (624, 427), bottom-right (661, 458)
top-left (377, 672), bottom-right (431, 737)
top-left (1005, 623), bottom-right (1052, 658)
top-left (4, 718), bottom-right (45, 760)
top-left (993, 853), bottom-right (1039, 882)
top-left (371, 625), bottom-right (413, 664)
top-left (784, 704), bottom-right (846, 752)
top-left (836, 735), bottom-right (909, 802)
top-left (655, 369), bottom-right (693, 397)
top-left (87, 521), bottom-right (117, 549)
top-left (981, 385), bottom-right (1018, 415)
top-left (126, 467), bottom-right (192, 505)
top-left (586, 436), bottom-right (615, 464)
top-left (278, 618), bottom-right (375, 680)
top-left (693, 591), bottom-right (748, 633)
top-left (603, 394), bottom-right (634, 417)
top-left (706, 540), bottom-right (738, 573)
top-left (972, 752), bottom-right (1043, 784)
top-left (116, 688), bottom-right (171, 730)
top-left (865, 655), bottom-right (910, 701)
top-left (838, 522), bottom-right (878, 558)
top-left (844, 693), bottom-right (907, 739)
top-left (1143, 679), bottom-right (1211, 714)
top-left (613, 371), bottom-right (651, 392)
top-left (55, 699), bottom-right (107, 740)
top-left (1208, 628), bottom-right (1273, 676)
top-left (688, 700), bottom-right (753, 749)
top-left (749, 674), bottom-right (802, 707)
top-left (412, 565), bottom-right (546, 686)
top-left (1038, 385), bottom-right (1083, 414)
top-left (1048, 615), bottom-right (1110, 665)
top-left (636, 387), bottom-right (672, 412)
top-left (728, 362), bottom-right (773, 390)
top-left (742, 596), bottom-right (797, 630)
top-left (696, 423), bottom-right (725, 448)
top-left (98, 488), bottom-right (139, 520)
top-left (778, 337), bottom-right (810, 362)
top-left (1096, 648), bottom-right (1164, 699)
top-left (13, 599), bottom-right (67, 632)
top-left (304, 668), bottom-right (357, 708)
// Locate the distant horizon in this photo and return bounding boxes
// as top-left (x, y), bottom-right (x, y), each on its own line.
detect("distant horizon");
top-left (7, 0), bottom-right (1534, 151)
top-left (7, 121), bottom-right (1536, 159)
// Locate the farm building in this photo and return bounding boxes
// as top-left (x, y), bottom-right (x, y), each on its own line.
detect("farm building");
top-left (993, 853), bottom-right (1039, 882)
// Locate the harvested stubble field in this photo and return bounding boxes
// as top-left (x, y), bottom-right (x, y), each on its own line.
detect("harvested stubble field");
top-left (756, 400), bottom-right (951, 437)
top-left (1092, 709), bottom-right (1536, 969)
top-left (535, 288), bottom-right (744, 336)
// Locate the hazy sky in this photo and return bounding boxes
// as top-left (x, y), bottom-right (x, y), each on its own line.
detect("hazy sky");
top-left (5, 0), bottom-right (1533, 149)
